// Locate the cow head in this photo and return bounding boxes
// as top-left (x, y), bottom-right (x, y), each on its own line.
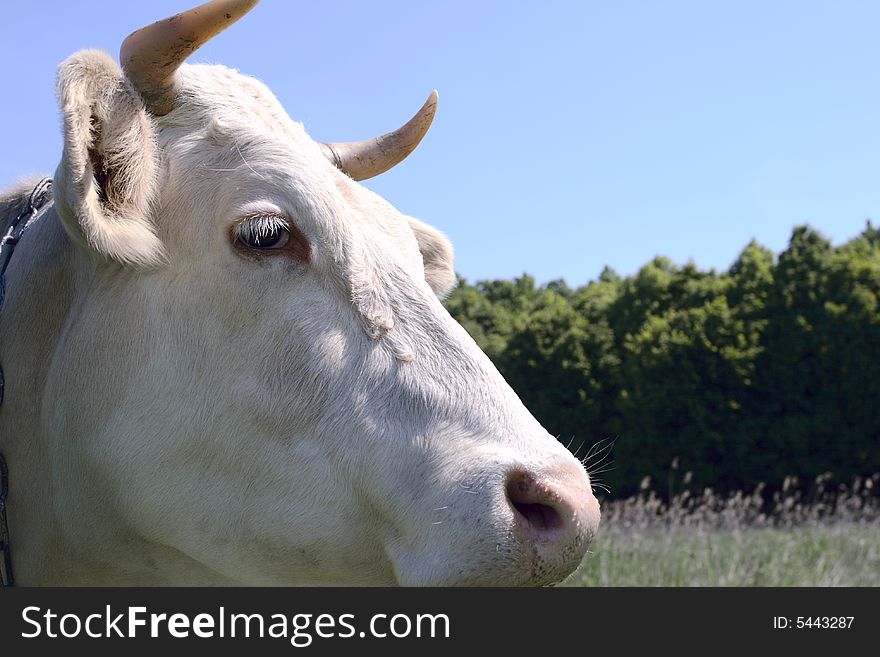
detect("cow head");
top-left (47, 0), bottom-right (599, 585)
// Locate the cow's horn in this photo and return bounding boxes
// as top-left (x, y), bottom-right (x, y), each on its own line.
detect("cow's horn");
top-left (321, 90), bottom-right (438, 181)
top-left (120, 0), bottom-right (260, 116)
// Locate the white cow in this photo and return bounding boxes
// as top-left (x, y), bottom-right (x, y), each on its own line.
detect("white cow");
top-left (0, 0), bottom-right (599, 586)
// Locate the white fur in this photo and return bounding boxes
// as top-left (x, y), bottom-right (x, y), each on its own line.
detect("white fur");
top-left (0, 51), bottom-right (598, 586)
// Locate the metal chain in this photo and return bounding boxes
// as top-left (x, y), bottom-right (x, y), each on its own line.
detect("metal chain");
top-left (0, 177), bottom-right (53, 312)
top-left (0, 454), bottom-right (12, 586)
top-left (0, 176), bottom-right (54, 587)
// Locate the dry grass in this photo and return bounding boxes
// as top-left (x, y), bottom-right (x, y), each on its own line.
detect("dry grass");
top-left (563, 473), bottom-right (880, 586)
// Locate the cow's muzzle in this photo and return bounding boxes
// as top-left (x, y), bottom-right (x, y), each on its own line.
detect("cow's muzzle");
top-left (504, 463), bottom-right (601, 584)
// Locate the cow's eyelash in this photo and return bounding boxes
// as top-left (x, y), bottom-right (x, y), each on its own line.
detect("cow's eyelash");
top-left (234, 214), bottom-right (289, 241)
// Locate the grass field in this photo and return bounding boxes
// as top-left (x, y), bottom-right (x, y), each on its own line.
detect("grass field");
top-left (563, 474), bottom-right (880, 586)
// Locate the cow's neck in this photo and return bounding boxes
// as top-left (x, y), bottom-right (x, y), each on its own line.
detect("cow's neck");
top-left (0, 203), bottom-right (234, 585)
top-left (0, 204), bottom-right (73, 583)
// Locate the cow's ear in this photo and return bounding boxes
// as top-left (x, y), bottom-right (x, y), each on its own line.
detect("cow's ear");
top-left (407, 216), bottom-right (456, 298)
top-left (52, 50), bottom-right (164, 267)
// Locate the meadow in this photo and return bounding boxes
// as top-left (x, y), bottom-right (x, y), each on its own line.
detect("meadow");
top-left (563, 473), bottom-right (880, 586)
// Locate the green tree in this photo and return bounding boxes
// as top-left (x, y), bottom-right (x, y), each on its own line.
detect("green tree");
top-left (444, 224), bottom-right (880, 498)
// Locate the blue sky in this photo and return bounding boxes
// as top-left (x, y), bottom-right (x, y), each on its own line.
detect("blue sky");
top-left (3, 1), bottom-right (880, 285)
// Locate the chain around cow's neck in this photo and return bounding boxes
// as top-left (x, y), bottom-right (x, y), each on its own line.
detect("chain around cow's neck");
top-left (0, 453), bottom-right (12, 586)
top-left (0, 176), bottom-right (54, 587)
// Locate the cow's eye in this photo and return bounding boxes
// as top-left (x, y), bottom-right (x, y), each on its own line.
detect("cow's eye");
top-left (234, 215), bottom-right (291, 250)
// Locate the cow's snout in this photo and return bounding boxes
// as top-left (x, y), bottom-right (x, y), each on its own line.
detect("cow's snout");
top-left (386, 450), bottom-right (600, 586)
top-left (503, 463), bottom-right (600, 583)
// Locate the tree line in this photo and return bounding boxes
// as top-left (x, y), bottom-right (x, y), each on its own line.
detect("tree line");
top-left (444, 223), bottom-right (880, 498)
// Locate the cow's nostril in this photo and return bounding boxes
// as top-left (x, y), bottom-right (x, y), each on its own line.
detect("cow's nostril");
top-left (510, 501), bottom-right (563, 531)
top-left (505, 472), bottom-right (564, 533)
